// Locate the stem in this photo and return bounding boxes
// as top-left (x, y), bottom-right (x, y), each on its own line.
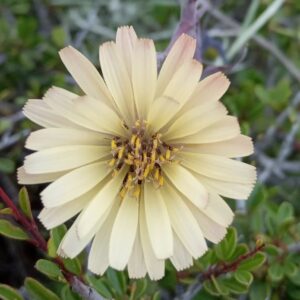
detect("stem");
top-left (178, 243), bottom-right (265, 300)
top-left (0, 187), bottom-right (102, 299)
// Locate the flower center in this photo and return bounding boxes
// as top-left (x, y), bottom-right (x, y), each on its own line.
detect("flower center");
top-left (109, 120), bottom-right (179, 199)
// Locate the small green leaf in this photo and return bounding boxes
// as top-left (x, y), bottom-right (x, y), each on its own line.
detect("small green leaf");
top-left (0, 157), bottom-right (15, 174)
top-left (203, 280), bottom-right (220, 296)
top-left (238, 252), bottom-right (266, 272)
top-left (277, 202), bottom-right (294, 225)
top-left (63, 258), bottom-right (82, 276)
top-left (215, 227), bottom-right (237, 261)
top-left (222, 277), bottom-right (248, 294)
top-left (48, 225), bottom-right (67, 257)
top-left (152, 291), bottom-right (160, 300)
top-left (106, 268), bottom-right (126, 295)
top-left (228, 244), bottom-right (249, 262)
top-left (131, 279), bottom-right (148, 300)
top-left (0, 284), bottom-right (23, 300)
top-left (85, 274), bottom-right (113, 298)
top-left (51, 27), bottom-right (65, 47)
top-left (265, 244), bottom-right (281, 256)
top-left (268, 262), bottom-right (284, 282)
top-left (0, 208), bottom-right (13, 215)
top-left (18, 187), bottom-right (33, 220)
top-left (290, 270), bottom-right (300, 286)
top-left (60, 285), bottom-right (81, 300)
top-left (234, 270), bottom-right (253, 286)
top-left (0, 219), bottom-right (29, 240)
top-left (211, 276), bottom-right (229, 296)
top-left (284, 261), bottom-right (297, 277)
top-left (24, 277), bottom-right (60, 300)
top-left (249, 281), bottom-right (270, 300)
top-left (35, 259), bottom-right (65, 282)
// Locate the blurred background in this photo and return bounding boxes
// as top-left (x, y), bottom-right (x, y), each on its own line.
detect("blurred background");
top-left (0, 0), bottom-right (300, 299)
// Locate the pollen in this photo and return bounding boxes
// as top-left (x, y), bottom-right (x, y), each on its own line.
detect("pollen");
top-left (109, 120), bottom-right (179, 199)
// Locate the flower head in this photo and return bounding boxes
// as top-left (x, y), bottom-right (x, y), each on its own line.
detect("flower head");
top-left (19, 26), bottom-right (256, 280)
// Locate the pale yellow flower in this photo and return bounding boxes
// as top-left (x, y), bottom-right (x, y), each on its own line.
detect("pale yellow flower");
top-left (18, 26), bottom-right (256, 280)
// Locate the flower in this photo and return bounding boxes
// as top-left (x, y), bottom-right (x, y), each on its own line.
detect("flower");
top-left (18, 26), bottom-right (256, 280)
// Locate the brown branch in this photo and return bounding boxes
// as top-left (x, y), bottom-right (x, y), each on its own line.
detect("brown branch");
top-left (0, 187), bottom-right (103, 300)
top-left (157, 0), bottom-right (204, 68)
top-left (177, 243), bottom-right (265, 300)
top-left (202, 243), bottom-right (265, 281)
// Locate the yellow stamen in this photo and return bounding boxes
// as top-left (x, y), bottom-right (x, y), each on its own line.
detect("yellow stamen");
top-left (120, 187), bottom-right (127, 198)
top-left (166, 149), bottom-right (171, 160)
top-left (159, 175), bottom-right (164, 186)
top-left (108, 158), bottom-right (116, 167)
top-left (130, 134), bottom-right (137, 145)
top-left (143, 164), bottom-right (151, 178)
top-left (133, 185), bottom-right (141, 198)
top-left (125, 174), bottom-right (133, 188)
top-left (111, 139), bottom-right (117, 150)
top-left (159, 155), bottom-right (165, 162)
top-left (118, 146), bottom-right (125, 159)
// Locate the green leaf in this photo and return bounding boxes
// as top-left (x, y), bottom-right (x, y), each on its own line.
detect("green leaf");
top-left (211, 276), bottom-right (229, 296)
top-left (0, 219), bottom-right (29, 240)
top-left (152, 291), bottom-right (160, 300)
top-left (60, 285), bottom-right (81, 300)
top-left (35, 259), bottom-right (65, 282)
top-left (265, 244), bottom-right (281, 256)
top-left (215, 227), bottom-right (237, 261)
top-left (131, 279), bottom-right (148, 300)
top-left (106, 268), bottom-right (126, 295)
top-left (249, 281), bottom-right (270, 300)
top-left (234, 270), bottom-right (253, 286)
top-left (0, 284), bottom-right (23, 300)
top-left (63, 258), bottom-right (82, 276)
top-left (85, 274), bottom-right (113, 299)
top-left (222, 277), bottom-right (248, 294)
top-left (290, 270), bottom-right (300, 286)
top-left (238, 252), bottom-right (266, 272)
top-left (228, 244), bottom-right (249, 262)
top-left (268, 262), bottom-right (284, 282)
top-left (284, 261), bottom-right (298, 277)
top-left (0, 208), bottom-right (13, 215)
top-left (203, 280), bottom-right (221, 296)
top-left (277, 202), bottom-right (294, 225)
top-left (0, 157), bottom-right (15, 174)
top-left (24, 277), bottom-right (60, 300)
top-left (51, 27), bottom-right (65, 47)
top-left (48, 225), bottom-right (67, 257)
top-left (18, 187), bottom-right (33, 220)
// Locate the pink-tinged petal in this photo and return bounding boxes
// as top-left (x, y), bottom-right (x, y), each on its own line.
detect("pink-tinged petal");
top-left (156, 34), bottom-right (197, 97)
top-left (182, 72), bottom-right (230, 113)
top-left (148, 59), bottom-right (202, 132)
top-left (116, 26), bottom-right (138, 75)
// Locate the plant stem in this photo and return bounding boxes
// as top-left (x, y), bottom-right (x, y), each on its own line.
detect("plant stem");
top-left (0, 187), bottom-right (103, 300)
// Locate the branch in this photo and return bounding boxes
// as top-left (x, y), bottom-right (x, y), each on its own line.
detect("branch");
top-left (157, 0), bottom-right (204, 68)
top-left (0, 187), bottom-right (103, 300)
top-left (177, 243), bottom-right (265, 300)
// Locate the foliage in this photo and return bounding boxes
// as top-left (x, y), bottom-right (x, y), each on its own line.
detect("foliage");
top-left (0, 0), bottom-right (300, 299)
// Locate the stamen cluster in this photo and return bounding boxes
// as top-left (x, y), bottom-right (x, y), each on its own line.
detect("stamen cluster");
top-left (108, 120), bottom-right (179, 199)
